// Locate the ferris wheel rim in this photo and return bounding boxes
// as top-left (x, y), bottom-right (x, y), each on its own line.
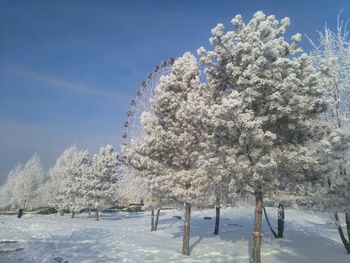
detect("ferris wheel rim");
top-left (122, 58), bottom-right (174, 148)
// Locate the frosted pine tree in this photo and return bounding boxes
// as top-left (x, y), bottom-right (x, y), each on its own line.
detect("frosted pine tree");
top-left (49, 146), bottom-right (79, 214)
top-left (61, 148), bottom-right (91, 218)
top-left (86, 144), bottom-right (120, 221)
top-left (49, 146), bottom-right (91, 217)
top-left (123, 53), bottom-right (209, 255)
top-left (198, 11), bottom-right (327, 263)
top-left (196, 91), bottom-right (237, 235)
top-left (194, 100), bottom-right (237, 235)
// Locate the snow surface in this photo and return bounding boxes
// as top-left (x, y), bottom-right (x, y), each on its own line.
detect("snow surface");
top-left (0, 207), bottom-right (349, 263)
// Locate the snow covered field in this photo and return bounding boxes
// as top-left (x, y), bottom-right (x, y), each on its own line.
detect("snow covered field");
top-left (0, 207), bottom-right (349, 263)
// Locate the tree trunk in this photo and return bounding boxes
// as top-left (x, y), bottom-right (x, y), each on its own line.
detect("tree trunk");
top-left (277, 203), bottom-right (284, 238)
top-left (95, 210), bottom-right (99, 221)
top-left (88, 209), bottom-right (91, 216)
top-left (59, 209), bottom-right (65, 216)
top-left (335, 212), bottom-right (350, 253)
top-left (251, 192), bottom-right (263, 263)
top-left (17, 208), bottom-right (23, 219)
top-left (346, 212), bottom-right (350, 241)
top-left (71, 211), bottom-right (75, 218)
top-left (182, 202), bottom-right (191, 256)
top-left (151, 209), bottom-right (155, 232)
top-left (214, 190), bottom-right (221, 235)
top-left (154, 208), bottom-right (160, 231)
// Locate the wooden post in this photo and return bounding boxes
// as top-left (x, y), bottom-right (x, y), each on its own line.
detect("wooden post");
top-left (71, 211), bottom-right (75, 218)
top-left (17, 208), bottom-right (23, 219)
top-left (214, 189), bottom-right (221, 235)
top-left (182, 202), bottom-right (191, 255)
top-left (154, 208), bottom-right (160, 231)
top-left (151, 209), bottom-right (155, 232)
top-left (95, 210), bottom-right (99, 221)
top-left (277, 203), bottom-right (284, 238)
top-left (251, 192), bottom-right (263, 263)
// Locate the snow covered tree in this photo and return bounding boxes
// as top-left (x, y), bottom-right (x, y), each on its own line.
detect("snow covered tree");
top-left (49, 146), bottom-right (79, 213)
top-left (20, 154), bottom-right (46, 209)
top-left (50, 146), bottom-right (92, 217)
top-left (117, 167), bottom-right (151, 205)
top-left (1, 154), bottom-right (46, 210)
top-left (0, 185), bottom-right (9, 210)
top-left (61, 148), bottom-right (91, 218)
top-left (1, 164), bottom-right (23, 209)
top-left (309, 18), bottom-right (350, 253)
top-left (86, 144), bottom-right (120, 221)
top-left (198, 11), bottom-right (328, 263)
top-left (123, 53), bottom-right (210, 255)
top-left (33, 177), bottom-right (56, 209)
top-left (197, 138), bottom-right (235, 235)
top-left (118, 166), bottom-right (164, 231)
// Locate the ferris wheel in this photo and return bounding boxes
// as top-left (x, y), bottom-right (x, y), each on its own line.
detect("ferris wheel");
top-left (122, 58), bottom-right (174, 147)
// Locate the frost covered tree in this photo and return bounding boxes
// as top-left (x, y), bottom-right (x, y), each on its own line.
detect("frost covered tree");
top-left (50, 146), bottom-right (91, 217)
top-left (118, 166), bottom-right (164, 231)
top-left (49, 146), bottom-right (79, 213)
top-left (61, 148), bottom-right (91, 218)
top-left (1, 164), bottom-right (22, 209)
top-left (197, 139), bottom-right (235, 235)
top-left (309, 18), bottom-right (350, 253)
top-left (21, 154), bottom-right (47, 209)
top-left (117, 167), bottom-right (150, 205)
top-left (1, 154), bottom-right (46, 210)
top-left (123, 53), bottom-right (209, 255)
top-left (86, 144), bottom-right (120, 221)
top-left (33, 178), bottom-right (54, 208)
top-left (0, 185), bottom-right (9, 210)
top-left (198, 11), bottom-right (327, 263)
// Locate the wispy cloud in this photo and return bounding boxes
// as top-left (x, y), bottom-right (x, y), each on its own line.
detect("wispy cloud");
top-left (3, 67), bottom-right (130, 102)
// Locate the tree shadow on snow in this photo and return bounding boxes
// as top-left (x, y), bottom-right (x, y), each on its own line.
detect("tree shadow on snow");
top-left (270, 228), bottom-right (348, 263)
top-left (160, 208), bottom-right (348, 263)
top-left (164, 211), bottom-right (254, 261)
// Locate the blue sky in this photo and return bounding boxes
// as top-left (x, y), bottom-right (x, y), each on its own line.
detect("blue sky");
top-left (0, 0), bottom-right (349, 183)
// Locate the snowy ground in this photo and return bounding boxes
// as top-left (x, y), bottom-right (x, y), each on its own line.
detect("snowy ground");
top-left (0, 207), bottom-right (349, 263)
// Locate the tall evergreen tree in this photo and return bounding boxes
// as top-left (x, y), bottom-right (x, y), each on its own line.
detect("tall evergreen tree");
top-left (198, 11), bottom-right (328, 263)
top-left (86, 144), bottom-right (120, 221)
top-left (123, 53), bottom-right (209, 255)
